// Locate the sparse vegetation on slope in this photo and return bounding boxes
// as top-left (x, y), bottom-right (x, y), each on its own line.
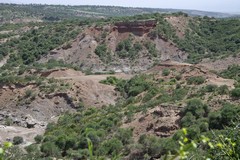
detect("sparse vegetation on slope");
top-left (1, 6), bottom-right (240, 160)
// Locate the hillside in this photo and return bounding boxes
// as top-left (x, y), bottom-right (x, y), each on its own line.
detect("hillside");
top-left (0, 3), bottom-right (239, 23)
top-left (0, 6), bottom-right (240, 160)
top-left (1, 13), bottom-right (239, 73)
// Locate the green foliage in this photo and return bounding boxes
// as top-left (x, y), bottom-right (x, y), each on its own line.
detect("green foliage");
top-left (100, 76), bottom-right (123, 86)
top-left (231, 88), bottom-right (240, 98)
top-left (217, 85), bottom-right (229, 95)
top-left (172, 88), bottom-right (189, 101)
top-left (3, 20), bottom-right (80, 65)
top-left (24, 89), bottom-right (33, 98)
top-left (187, 76), bottom-right (205, 85)
top-left (162, 68), bottom-right (170, 76)
top-left (221, 65), bottom-right (240, 88)
top-left (181, 99), bottom-right (209, 119)
top-left (180, 99), bottom-right (209, 137)
top-left (144, 41), bottom-right (157, 57)
top-left (205, 84), bottom-right (218, 92)
top-left (176, 18), bottom-right (240, 63)
top-left (13, 136), bottom-right (23, 145)
top-left (116, 38), bottom-right (142, 59)
top-left (155, 17), bottom-right (177, 40)
top-left (97, 138), bottom-right (123, 156)
top-left (209, 104), bottom-right (240, 129)
top-left (115, 128), bottom-right (133, 145)
top-left (116, 74), bottom-right (151, 97)
top-left (95, 44), bottom-right (112, 63)
top-left (40, 141), bottom-right (61, 157)
top-left (142, 87), bottom-right (158, 102)
top-left (138, 134), bottom-right (177, 157)
top-left (34, 135), bottom-right (43, 144)
top-left (0, 142), bottom-right (12, 160)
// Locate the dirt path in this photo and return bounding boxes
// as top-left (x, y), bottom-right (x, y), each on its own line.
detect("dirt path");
top-left (48, 71), bottom-right (132, 107)
top-left (0, 125), bottom-right (45, 146)
top-left (56, 73), bottom-right (132, 82)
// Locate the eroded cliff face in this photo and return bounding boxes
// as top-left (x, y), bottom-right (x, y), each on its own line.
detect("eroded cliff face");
top-left (114, 19), bottom-right (157, 36)
top-left (40, 18), bottom-right (187, 73)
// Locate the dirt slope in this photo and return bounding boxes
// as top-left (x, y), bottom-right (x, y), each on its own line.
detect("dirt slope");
top-left (0, 69), bottom-right (131, 145)
top-left (122, 105), bottom-right (181, 141)
top-left (40, 19), bottom-right (187, 73)
top-left (200, 54), bottom-right (240, 71)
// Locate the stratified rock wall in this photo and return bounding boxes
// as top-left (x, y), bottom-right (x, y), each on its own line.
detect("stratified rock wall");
top-left (114, 19), bottom-right (157, 36)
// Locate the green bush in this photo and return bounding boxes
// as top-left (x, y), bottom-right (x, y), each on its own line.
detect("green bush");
top-left (205, 84), bottom-right (218, 92)
top-left (217, 85), bottom-right (229, 95)
top-left (162, 69), bottom-right (170, 76)
top-left (115, 128), bottom-right (133, 145)
top-left (97, 138), bottom-right (123, 156)
top-left (175, 74), bottom-right (182, 81)
top-left (41, 142), bottom-right (61, 157)
top-left (24, 90), bottom-right (33, 98)
top-left (144, 41), bottom-right (157, 57)
top-left (100, 76), bottom-right (122, 86)
top-left (172, 88), bottom-right (189, 101)
top-left (187, 76), bottom-right (205, 85)
top-left (181, 99), bottom-right (209, 119)
top-left (95, 44), bottom-right (107, 57)
top-left (231, 88), bottom-right (240, 98)
top-left (118, 75), bottom-right (150, 97)
top-left (95, 44), bottom-right (111, 63)
top-left (13, 136), bottom-right (23, 145)
top-left (220, 104), bottom-right (240, 126)
top-left (208, 112), bottom-right (222, 129)
top-left (34, 135), bottom-right (43, 144)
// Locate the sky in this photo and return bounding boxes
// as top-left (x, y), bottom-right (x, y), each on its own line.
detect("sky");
top-left (2, 0), bottom-right (240, 13)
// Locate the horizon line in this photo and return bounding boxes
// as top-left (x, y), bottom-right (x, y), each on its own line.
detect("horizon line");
top-left (0, 2), bottom-right (239, 14)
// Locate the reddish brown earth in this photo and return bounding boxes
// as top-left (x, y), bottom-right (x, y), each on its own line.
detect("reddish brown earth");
top-left (122, 105), bottom-right (181, 141)
top-left (40, 18), bottom-right (188, 73)
top-left (114, 19), bottom-right (157, 36)
top-left (0, 69), bottom-right (131, 145)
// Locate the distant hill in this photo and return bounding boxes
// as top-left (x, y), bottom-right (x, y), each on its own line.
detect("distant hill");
top-left (0, 3), bottom-right (239, 23)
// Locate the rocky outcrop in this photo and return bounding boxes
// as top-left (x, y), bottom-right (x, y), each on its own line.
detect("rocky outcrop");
top-left (114, 19), bottom-right (157, 36)
top-left (46, 92), bottom-right (76, 108)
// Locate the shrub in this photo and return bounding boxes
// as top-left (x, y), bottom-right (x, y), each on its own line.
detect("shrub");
top-left (180, 112), bottom-right (196, 127)
top-left (115, 128), bottom-right (133, 145)
top-left (41, 142), bottom-right (60, 157)
top-left (230, 88), bottom-right (240, 98)
top-left (97, 138), bottom-right (123, 156)
top-left (100, 76), bottom-right (122, 86)
top-left (13, 136), bottom-right (23, 145)
top-left (208, 112), bottom-right (222, 129)
top-left (220, 104), bottom-right (240, 126)
top-left (187, 76), bottom-right (205, 85)
top-left (217, 85), bottom-right (229, 95)
top-left (175, 74), bottom-right (182, 81)
top-left (172, 88), bottom-right (188, 101)
top-left (205, 84), bottom-right (218, 92)
top-left (95, 44), bottom-right (107, 57)
top-left (181, 99), bottom-right (209, 119)
top-left (24, 90), bottom-right (33, 98)
top-left (120, 75), bottom-right (150, 97)
top-left (142, 88), bottom-right (158, 102)
top-left (144, 41), bottom-right (157, 57)
top-left (162, 69), bottom-right (170, 76)
top-left (34, 135), bottom-right (43, 144)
